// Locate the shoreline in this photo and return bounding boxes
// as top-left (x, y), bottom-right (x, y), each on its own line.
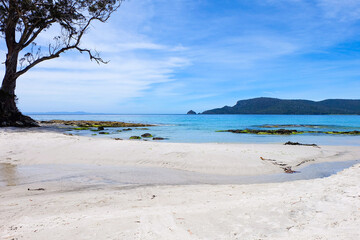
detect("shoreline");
top-left (1, 127), bottom-right (360, 239)
top-left (2, 160), bottom-right (358, 189)
top-left (1, 127), bottom-right (360, 175)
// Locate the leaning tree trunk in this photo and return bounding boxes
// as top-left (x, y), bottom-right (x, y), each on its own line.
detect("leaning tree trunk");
top-left (0, 2), bottom-right (38, 128)
top-left (0, 81), bottom-right (39, 128)
top-left (0, 52), bottom-right (38, 127)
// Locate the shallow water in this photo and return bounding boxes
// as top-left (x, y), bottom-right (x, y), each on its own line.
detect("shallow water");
top-left (1, 160), bottom-right (358, 188)
top-left (30, 114), bottom-right (360, 145)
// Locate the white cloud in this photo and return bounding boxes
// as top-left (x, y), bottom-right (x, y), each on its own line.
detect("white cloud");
top-left (5, 0), bottom-right (193, 112)
top-left (317, 0), bottom-right (360, 21)
top-left (16, 52), bottom-right (190, 112)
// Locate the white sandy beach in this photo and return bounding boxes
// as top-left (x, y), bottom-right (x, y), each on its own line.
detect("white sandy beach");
top-left (1, 128), bottom-right (360, 239)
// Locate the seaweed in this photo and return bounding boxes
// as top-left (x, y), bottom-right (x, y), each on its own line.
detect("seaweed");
top-left (73, 127), bottom-right (90, 130)
top-left (129, 136), bottom-right (141, 140)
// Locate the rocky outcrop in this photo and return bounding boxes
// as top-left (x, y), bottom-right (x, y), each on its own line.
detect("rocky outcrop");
top-left (217, 129), bottom-right (360, 135)
top-left (203, 97), bottom-right (360, 114)
top-left (153, 137), bottom-right (166, 140)
top-left (187, 110), bottom-right (196, 115)
top-left (218, 129), bottom-right (301, 135)
top-left (129, 136), bottom-right (141, 140)
top-left (141, 133), bottom-right (153, 138)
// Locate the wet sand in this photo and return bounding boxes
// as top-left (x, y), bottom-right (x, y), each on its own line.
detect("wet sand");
top-left (0, 160), bottom-right (359, 188)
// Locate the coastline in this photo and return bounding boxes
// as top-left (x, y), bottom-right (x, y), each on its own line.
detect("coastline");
top-left (1, 127), bottom-right (360, 175)
top-left (1, 127), bottom-right (360, 239)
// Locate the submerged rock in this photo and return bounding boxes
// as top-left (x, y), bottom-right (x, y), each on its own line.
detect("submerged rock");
top-left (141, 133), bottom-right (153, 138)
top-left (323, 130), bottom-right (360, 135)
top-left (73, 127), bottom-right (90, 130)
top-left (218, 129), bottom-right (302, 135)
top-left (153, 137), bottom-right (167, 140)
top-left (129, 136), bottom-right (141, 140)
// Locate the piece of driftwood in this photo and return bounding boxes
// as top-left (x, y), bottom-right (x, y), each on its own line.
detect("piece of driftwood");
top-left (27, 188), bottom-right (45, 191)
top-left (284, 141), bottom-right (319, 148)
top-left (260, 157), bottom-right (298, 174)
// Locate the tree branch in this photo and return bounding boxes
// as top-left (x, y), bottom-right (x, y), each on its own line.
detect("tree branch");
top-left (15, 14), bottom-right (108, 78)
top-left (0, 0), bottom-right (9, 11)
top-left (76, 46), bottom-right (108, 64)
top-left (11, 0), bottom-right (124, 78)
top-left (20, 20), bottom-right (56, 49)
top-left (15, 46), bottom-right (70, 78)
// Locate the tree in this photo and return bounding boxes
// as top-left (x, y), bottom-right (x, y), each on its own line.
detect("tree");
top-left (0, 0), bottom-right (122, 127)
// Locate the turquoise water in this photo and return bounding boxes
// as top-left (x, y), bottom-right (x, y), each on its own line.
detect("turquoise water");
top-left (30, 114), bottom-right (360, 145)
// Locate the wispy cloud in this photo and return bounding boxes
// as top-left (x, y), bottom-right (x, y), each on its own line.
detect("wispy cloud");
top-left (2, 0), bottom-right (360, 113)
top-left (317, 0), bottom-right (360, 21)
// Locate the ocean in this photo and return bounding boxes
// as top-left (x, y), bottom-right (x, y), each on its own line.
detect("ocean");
top-left (30, 114), bottom-right (360, 146)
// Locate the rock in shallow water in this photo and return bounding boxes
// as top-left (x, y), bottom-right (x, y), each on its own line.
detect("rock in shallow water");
top-left (153, 137), bottom-right (166, 140)
top-left (129, 136), bottom-right (141, 140)
top-left (141, 133), bottom-right (153, 138)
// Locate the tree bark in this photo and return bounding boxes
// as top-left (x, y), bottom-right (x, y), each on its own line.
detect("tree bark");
top-left (0, 87), bottom-right (39, 127)
top-left (0, 1), bottom-right (38, 128)
top-left (0, 52), bottom-right (38, 127)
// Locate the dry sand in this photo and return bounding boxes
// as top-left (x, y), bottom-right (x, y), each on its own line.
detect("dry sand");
top-left (1, 128), bottom-right (360, 239)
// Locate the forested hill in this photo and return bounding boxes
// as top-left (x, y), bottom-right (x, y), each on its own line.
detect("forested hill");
top-left (202, 97), bottom-right (360, 115)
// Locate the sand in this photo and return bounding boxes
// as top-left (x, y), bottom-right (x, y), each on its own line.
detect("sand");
top-left (1, 128), bottom-right (360, 239)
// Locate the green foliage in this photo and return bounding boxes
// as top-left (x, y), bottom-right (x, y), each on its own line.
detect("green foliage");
top-left (0, 1), bottom-right (123, 33)
top-left (0, 0), bottom-right (123, 80)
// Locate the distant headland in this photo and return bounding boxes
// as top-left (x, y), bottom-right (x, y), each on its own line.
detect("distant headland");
top-left (201, 97), bottom-right (360, 115)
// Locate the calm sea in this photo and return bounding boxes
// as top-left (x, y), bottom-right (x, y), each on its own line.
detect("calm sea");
top-left (30, 114), bottom-right (360, 146)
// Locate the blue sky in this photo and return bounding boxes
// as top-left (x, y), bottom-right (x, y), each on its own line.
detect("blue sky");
top-left (2, 0), bottom-right (360, 113)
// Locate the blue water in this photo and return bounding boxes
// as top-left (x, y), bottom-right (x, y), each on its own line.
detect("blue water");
top-left (1, 160), bottom-right (358, 187)
top-left (30, 114), bottom-right (360, 145)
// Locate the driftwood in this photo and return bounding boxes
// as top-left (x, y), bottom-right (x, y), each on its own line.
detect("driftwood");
top-left (260, 157), bottom-right (298, 174)
top-left (284, 141), bottom-right (319, 148)
top-left (27, 188), bottom-right (45, 191)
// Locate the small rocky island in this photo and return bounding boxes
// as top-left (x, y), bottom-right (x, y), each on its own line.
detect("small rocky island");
top-left (202, 97), bottom-right (360, 114)
top-left (187, 110), bottom-right (196, 115)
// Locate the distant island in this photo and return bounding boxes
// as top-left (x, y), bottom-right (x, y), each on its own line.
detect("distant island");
top-left (187, 110), bottom-right (197, 115)
top-left (202, 97), bottom-right (360, 115)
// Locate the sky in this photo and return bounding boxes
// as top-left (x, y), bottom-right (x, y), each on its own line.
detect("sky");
top-left (2, 0), bottom-right (360, 114)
